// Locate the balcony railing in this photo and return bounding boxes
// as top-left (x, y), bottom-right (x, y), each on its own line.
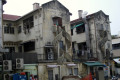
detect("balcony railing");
top-left (72, 50), bottom-right (87, 62)
top-left (37, 54), bottom-right (57, 62)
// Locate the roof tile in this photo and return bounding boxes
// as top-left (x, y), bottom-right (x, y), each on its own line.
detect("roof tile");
top-left (3, 14), bottom-right (21, 21)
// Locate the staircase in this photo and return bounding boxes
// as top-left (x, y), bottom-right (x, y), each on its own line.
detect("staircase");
top-left (98, 30), bottom-right (108, 57)
top-left (52, 25), bottom-right (72, 63)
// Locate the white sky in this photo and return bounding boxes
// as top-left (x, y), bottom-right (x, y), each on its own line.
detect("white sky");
top-left (3, 0), bottom-right (120, 35)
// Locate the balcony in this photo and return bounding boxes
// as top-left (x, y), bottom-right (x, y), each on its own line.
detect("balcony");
top-left (72, 50), bottom-right (87, 62)
top-left (37, 54), bottom-right (57, 63)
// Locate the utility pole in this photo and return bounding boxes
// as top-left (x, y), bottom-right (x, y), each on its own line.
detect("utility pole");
top-left (0, 0), bottom-right (6, 80)
top-left (0, 0), bottom-right (6, 54)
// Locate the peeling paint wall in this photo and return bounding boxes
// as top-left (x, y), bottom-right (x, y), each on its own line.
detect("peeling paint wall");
top-left (42, 1), bottom-right (71, 44)
top-left (89, 11), bottom-right (112, 62)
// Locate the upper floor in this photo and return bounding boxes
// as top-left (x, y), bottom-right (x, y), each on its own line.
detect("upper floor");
top-left (70, 10), bottom-right (112, 62)
top-left (2, 0), bottom-right (72, 63)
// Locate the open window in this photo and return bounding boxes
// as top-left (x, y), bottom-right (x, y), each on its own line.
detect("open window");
top-left (23, 16), bottom-right (34, 33)
top-left (53, 17), bottom-right (62, 27)
top-left (77, 42), bottom-right (87, 57)
top-left (76, 23), bottom-right (85, 34)
top-left (23, 41), bottom-right (35, 52)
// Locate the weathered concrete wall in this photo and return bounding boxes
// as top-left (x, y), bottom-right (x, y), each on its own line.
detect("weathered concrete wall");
top-left (38, 65), bottom-right (48, 80)
top-left (3, 21), bottom-right (17, 42)
top-left (42, 0), bottom-right (71, 45)
top-left (88, 19), bottom-right (97, 58)
top-left (112, 49), bottom-right (120, 57)
top-left (89, 11), bottom-right (112, 61)
top-left (72, 32), bottom-right (86, 43)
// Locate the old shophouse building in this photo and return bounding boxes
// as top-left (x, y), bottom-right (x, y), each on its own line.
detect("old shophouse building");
top-left (71, 10), bottom-right (113, 78)
top-left (1, 0), bottom-right (79, 80)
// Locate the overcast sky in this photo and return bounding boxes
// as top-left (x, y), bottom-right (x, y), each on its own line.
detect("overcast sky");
top-left (3, 0), bottom-right (120, 35)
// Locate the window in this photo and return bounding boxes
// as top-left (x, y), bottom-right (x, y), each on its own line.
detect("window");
top-left (4, 26), bottom-right (14, 34)
top-left (23, 16), bottom-right (34, 29)
top-left (112, 43), bottom-right (120, 50)
top-left (10, 27), bottom-right (14, 34)
top-left (48, 70), bottom-right (53, 80)
top-left (71, 29), bottom-right (73, 35)
top-left (53, 17), bottom-right (62, 27)
top-left (74, 68), bottom-right (78, 75)
top-left (18, 26), bottom-right (21, 33)
top-left (68, 68), bottom-right (73, 75)
top-left (24, 41), bottom-right (35, 52)
top-left (4, 26), bottom-right (9, 33)
top-left (78, 42), bottom-right (87, 50)
top-left (5, 47), bottom-right (15, 53)
top-left (77, 42), bottom-right (87, 57)
top-left (46, 48), bottom-right (54, 60)
top-left (59, 41), bottom-right (64, 50)
top-left (76, 23), bottom-right (85, 34)
top-left (4, 23), bottom-right (14, 34)
top-left (18, 46), bottom-right (22, 52)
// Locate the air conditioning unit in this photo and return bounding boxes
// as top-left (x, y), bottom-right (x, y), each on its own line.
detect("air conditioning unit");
top-left (48, 53), bottom-right (54, 60)
top-left (3, 60), bottom-right (12, 71)
top-left (4, 74), bottom-right (10, 80)
top-left (16, 58), bottom-right (24, 69)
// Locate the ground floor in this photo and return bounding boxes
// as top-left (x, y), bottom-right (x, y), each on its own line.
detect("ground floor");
top-left (0, 61), bottom-right (114, 80)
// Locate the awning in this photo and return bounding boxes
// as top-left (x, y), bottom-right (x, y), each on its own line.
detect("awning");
top-left (47, 65), bottom-right (59, 68)
top-left (113, 58), bottom-right (120, 64)
top-left (84, 61), bottom-right (106, 67)
top-left (44, 45), bottom-right (54, 47)
top-left (71, 23), bottom-right (84, 29)
top-left (67, 64), bottom-right (76, 67)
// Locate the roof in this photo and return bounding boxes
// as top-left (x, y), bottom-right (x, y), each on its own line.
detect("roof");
top-left (17, 9), bottom-right (39, 21)
top-left (71, 10), bottom-right (109, 24)
top-left (3, 0), bottom-right (70, 21)
top-left (70, 18), bottom-right (83, 24)
top-left (42, 0), bottom-right (69, 12)
top-left (84, 61), bottom-right (106, 67)
top-left (3, 14), bottom-right (21, 21)
top-left (112, 38), bottom-right (120, 44)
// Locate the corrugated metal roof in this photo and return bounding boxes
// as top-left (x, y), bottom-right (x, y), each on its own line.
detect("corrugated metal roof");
top-left (3, 14), bottom-right (21, 21)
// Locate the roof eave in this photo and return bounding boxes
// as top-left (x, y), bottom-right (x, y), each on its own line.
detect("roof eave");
top-left (16, 8), bottom-right (41, 21)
